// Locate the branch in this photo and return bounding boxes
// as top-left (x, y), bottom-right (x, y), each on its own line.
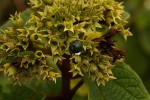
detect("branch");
top-left (44, 94), bottom-right (63, 100)
top-left (57, 54), bottom-right (72, 100)
top-left (70, 79), bottom-right (84, 98)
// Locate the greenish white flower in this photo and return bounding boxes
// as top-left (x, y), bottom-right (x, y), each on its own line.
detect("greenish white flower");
top-left (0, 0), bottom-right (131, 85)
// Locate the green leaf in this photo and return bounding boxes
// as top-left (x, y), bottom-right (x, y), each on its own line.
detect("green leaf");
top-left (0, 84), bottom-right (46, 100)
top-left (84, 62), bottom-right (150, 100)
top-left (0, 85), bottom-right (34, 100)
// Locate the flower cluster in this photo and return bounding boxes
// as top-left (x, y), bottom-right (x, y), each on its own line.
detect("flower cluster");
top-left (0, 0), bottom-right (131, 85)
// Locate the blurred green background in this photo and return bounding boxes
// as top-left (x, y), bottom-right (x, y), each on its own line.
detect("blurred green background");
top-left (0, 0), bottom-right (150, 98)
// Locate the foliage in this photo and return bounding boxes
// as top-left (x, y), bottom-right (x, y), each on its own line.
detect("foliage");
top-left (84, 62), bottom-right (150, 100)
top-left (0, 0), bottom-right (149, 100)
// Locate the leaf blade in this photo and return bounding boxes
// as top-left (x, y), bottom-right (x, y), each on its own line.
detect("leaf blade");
top-left (84, 62), bottom-right (150, 100)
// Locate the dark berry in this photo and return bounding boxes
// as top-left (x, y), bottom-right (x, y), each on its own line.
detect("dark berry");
top-left (69, 40), bottom-right (83, 53)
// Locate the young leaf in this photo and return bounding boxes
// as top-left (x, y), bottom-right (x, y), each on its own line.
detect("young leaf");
top-left (84, 62), bottom-right (150, 100)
